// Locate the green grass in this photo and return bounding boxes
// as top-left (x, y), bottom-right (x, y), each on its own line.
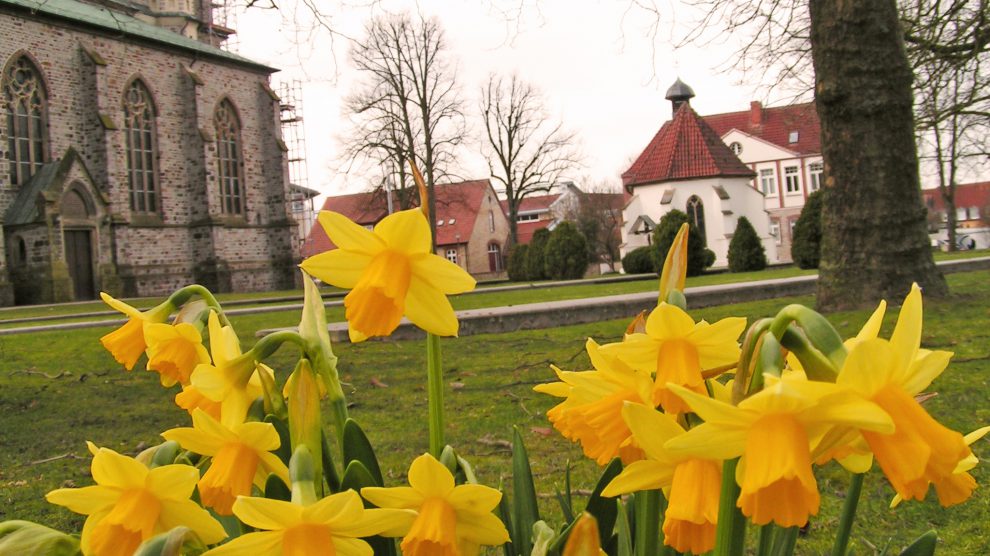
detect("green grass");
top-left (1, 271), bottom-right (989, 554)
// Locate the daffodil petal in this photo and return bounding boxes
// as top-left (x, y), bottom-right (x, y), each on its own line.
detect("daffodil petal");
top-left (300, 249), bottom-right (373, 289)
top-left (622, 402), bottom-right (684, 461)
top-left (410, 254), bottom-right (476, 294)
top-left (407, 454), bottom-right (455, 497)
top-left (146, 464), bottom-right (199, 500)
top-left (159, 499), bottom-right (228, 544)
top-left (812, 395), bottom-right (894, 434)
top-left (645, 303), bottom-right (696, 338)
top-left (90, 447), bottom-right (148, 489)
top-left (335, 508), bottom-right (417, 538)
top-left (666, 383), bottom-right (749, 426)
top-left (232, 422), bottom-right (281, 453)
top-left (45, 485), bottom-right (119, 514)
top-left (318, 211), bottom-right (385, 253)
top-left (901, 350), bottom-right (953, 396)
top-left (360, 486), bottom-right (423, 510)
top-left (602, 461), bottom-right (674, 497)
top-left (331, 537), bottom-right (375, 556)
top-left (664, 422), bottom-right (748, 461)
top-left (404, 277), bottom-right (459, 337)
top-left (374, 208), bottom-right (431, 254)
top-left (448, 484), bottom-right (503, 514)
top-left (601, 335), bottom-right (659, 374)
top-left (453, 511), bottom-right (511, 545)
top-left (854, 300), bottom-right (886, 343)
top-left (202, 531), bottom-right (282, 556)
top-left (232, 496), bottom-right (300, 530)
top-left (302, 490), bottom-right (362, 525)
top-left (890, 284), bottom-right (922, 363)
top-left (161, 427), bottom-right (218, 456)
top-left (100, 292), bottom-right (143, 318)
top-left (690, 317), bottom-right (746, 368)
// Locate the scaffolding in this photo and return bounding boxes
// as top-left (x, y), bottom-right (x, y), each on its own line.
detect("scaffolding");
top-left (209, 0), bottom-right (239, 51)
top-left (278, 79), bottom-right (309, 191)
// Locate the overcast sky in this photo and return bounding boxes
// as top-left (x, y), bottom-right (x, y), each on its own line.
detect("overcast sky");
top-left (231, 1), bottom-right (793, 197)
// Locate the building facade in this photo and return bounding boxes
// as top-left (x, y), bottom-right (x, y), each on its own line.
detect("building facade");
top-left (0, 0), bottom-right (297, 305)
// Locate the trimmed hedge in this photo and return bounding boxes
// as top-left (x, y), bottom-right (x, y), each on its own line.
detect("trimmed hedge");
top-left (621, 245), bottom-right (657, 274)
top-left (652, 210), bottom-right (713, 276)
top-left (524, 228), bottom-right (551, 281)
top-left (544, 221), bottom-right (589, 280)
top-left (728, 216), bottom-right (768, 272)
top-left (507, 243), bottom-right (530, 281)
top-left (791, 190), bottom-right (824, 269)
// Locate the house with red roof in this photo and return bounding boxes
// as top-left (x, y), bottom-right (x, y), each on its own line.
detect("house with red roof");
top-left (302, 179), bottom-right (511, 279)
top-left (621, 80), bottom-right (777, 267)
top-left (702, 95), bottom-right (823, 261)
top-left (500, 192), bottom-right (560, 244)
top-left (922, 182), bottom-right (990, 249)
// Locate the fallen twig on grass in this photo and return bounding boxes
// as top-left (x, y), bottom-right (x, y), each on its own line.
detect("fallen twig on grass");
top-left (28, 453), bottom-right (82, 466)
top-left (9, 369), bottom-right (71, 379)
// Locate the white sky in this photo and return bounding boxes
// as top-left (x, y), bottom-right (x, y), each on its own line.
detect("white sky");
top-left (231, 1), bottom-right (792, 198)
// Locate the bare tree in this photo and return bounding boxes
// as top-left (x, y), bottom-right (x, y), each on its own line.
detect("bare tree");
top-left (568, 181), bottom-right (625, 272)
top-left (481, 74), bottom-right (580, 245)
top-left (340, 13), bottom-right (465, 225)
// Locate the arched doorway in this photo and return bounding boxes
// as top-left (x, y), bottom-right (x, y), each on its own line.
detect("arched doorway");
top-left (61, 186), bottom-right (97, 300)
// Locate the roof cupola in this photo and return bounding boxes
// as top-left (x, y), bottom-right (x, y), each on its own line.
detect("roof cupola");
top-left (665, 78), bottom-right (695, 116)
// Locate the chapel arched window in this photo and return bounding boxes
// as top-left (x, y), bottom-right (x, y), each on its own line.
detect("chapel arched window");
top-left (686, 195), bottom-right (706, 244)
top-left (214, 99), bottom-right (245, 215)
top-left (123, 80), bottom-right (159, 212)
top-left (3, 56), bottom-right (48, 187)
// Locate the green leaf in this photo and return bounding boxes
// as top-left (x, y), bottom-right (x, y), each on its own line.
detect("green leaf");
top-left (134, 526), bottom-right (206, 556)
top-left (340, 460), bottom-right (378, 493)
top-left (342, 419), bottom-right (384, 486)
top-left (555, 461), bottom-right (574, 524)
top-left (512, 426), bottom-right (540, 556)
top-left (498, 483), bottom-right (516, 556)
top-left (264, 415), bottom-right (293, 468)
top-left (0, 520), bottom-right (81, 556)
top-left (264, 474), bottom-right (291, 501)
top-left (531, 520), bottom-right (556, 556)
top-left (320, 429), bottom-right (341, 493)
top-left (584, 458), bottom-right (623, 546)
top-left (899, 530), bottom-right (938, 556)
top-left (615, 501), bottom-right (633, 556)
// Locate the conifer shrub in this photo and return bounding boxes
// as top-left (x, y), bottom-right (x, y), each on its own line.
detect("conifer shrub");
top-left (652, 210), bottom-right (712, 276)
top-left (621, 246), bottom-right (657, 274)
top-left (544, 222), bottom-right (589, 280)
top-left (728, 216), bottom-right (768, 272)
top-left (791, 190), bottom-right (824, 269)
top-left (506, 244), bottom-right (530, 281)
top-left (524, 228), bottom-right (551, 281)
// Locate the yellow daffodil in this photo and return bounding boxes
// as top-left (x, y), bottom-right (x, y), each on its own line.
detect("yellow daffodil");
top-left (562, 513), bottom-right (607, 556)
top-left (46, 442), bottom-right (226, 556)
top-left (202, 490), bottom-right (414, 555)
top-left (601, 303), bottom-right (745, 414)
top-left (143, 322), bottom-right (210, 387)
top-left (300, 208), bottom-right (476, 342)
top-left (835, 284), bottom-right (973, 506)
top-left (175, 384), bottom-right (222, 422)
top-left (161, 409), bottom-right (289, 515)
top-left (664, 375), bottom-right (893, 527)
top-left (890, 425), bottom-right (990, 509)
top-left (360, 453), bottom-right (509, 556)
top-left (99, 293), bottom-right (173, 371)
top-left (189, 311), bottom-right (266, 425)
top-left (601, 403), bottom-right (720, 554)
top-left (534, 339), bottom-right (655, 465)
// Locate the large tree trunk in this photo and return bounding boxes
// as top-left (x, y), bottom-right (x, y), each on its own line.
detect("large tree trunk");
top-left (809, 0), bottom-right (948, 311)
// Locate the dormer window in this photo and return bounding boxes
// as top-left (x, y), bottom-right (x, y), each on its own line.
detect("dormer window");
top-left (729, 141), bottom-right (743, 155)
top-left (788, 131), bottom-right (799, 143)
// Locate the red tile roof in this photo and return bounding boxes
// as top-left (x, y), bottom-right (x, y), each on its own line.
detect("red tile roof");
top-left (501, 194), bottom-right (560, 215)
top-left (301, 179), bottom-right (496, 257)
top-left (922, 182), bottom-right (990, 211)
top-left (622, 104), bottom-right (756, 188)
top-left (703, 101), bottom-right (821, 156)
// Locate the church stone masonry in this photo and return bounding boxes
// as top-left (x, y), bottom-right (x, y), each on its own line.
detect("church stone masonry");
top-left (0, 0), bottom-right (298, 305)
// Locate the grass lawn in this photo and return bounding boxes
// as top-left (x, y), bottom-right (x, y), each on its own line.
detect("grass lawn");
top-left (1, 270), bottom-right (988, 554)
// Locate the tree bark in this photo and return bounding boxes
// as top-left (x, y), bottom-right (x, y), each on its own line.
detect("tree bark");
top-left (809, 0), bottom-right (948, 310)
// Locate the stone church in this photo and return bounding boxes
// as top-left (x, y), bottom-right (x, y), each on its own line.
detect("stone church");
top-left (0, 0), bottom-right (298, 306)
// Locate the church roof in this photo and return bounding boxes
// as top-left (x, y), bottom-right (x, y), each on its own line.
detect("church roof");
top-left (0, 0), bottom-right (276, 72)
top-left (302, 179), bottom-right (497, 257)
top-left (622, 104), bottom-right (756, 188)
top-left (703, 102), bottom-right (821, 155)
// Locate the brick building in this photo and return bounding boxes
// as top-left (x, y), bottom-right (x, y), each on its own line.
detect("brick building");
top-left (0, 0), bottom-right (297, 305)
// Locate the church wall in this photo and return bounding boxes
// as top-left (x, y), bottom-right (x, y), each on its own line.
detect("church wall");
top-left (0, 8), bottom-right (296, 303)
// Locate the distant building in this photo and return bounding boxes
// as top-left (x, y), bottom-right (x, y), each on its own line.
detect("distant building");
top-left (922, 182), bottom-right (990, 250)
top-left (500, 193), bottom-right (559, 244)
top-left (621, 79), bottom-right (777, 267)
top-left (303, 180), bottom-right (511, 280)
top-left (0, 0), bottom-right (297, 305)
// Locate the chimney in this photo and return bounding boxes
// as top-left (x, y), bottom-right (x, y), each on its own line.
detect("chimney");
top-left (750, 101), bottom-right (763, 126)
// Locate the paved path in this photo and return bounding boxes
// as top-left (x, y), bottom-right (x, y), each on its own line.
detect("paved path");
top-left (2, 257), bottom-right (986, 338)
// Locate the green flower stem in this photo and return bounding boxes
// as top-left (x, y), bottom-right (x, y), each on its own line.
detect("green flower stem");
top-left (768, 305), bottom-right (847, 370)
top-left (251, 330), bottom-right (308, 361)
top-left (831, 472), bottom-right (865, 556)
top-left (757, 524), bottom-right (775, 556)
top-left (714, 458), bottom-right (747, 556)
top-left (634, 489), bottom-right (661, 556)
top-left (426, 332), bottom-right (445, 458)
top-left (168, 285), bottom-right (229, 326)
top-left (771, 527), bottom-right (799, 556)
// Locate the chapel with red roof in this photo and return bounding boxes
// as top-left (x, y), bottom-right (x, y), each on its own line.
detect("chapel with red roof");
top-left (622, 79), bottom-right (780, 266)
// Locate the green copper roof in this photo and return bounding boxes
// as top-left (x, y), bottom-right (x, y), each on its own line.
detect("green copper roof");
top-left (0, 0), bottom-right (277, 72)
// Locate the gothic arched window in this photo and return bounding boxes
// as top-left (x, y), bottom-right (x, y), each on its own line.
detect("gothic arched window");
top-left (214, 99), bottom-right (245, 215)
top-left (686, 195), bottom-right (706, 244)
top-left (3, 56), bottom-right (48, 187)
top-left (123, 80), bottom-right (159, 212)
